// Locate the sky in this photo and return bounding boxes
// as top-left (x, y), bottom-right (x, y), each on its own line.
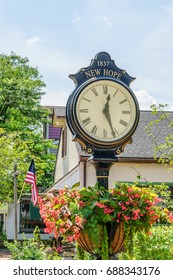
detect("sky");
top-left (0, 0), bottom-right (173, 110)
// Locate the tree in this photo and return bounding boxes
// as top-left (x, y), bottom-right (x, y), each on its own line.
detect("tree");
top-left (146, 104), bottom-right (173, 166)
top-left (0, 53), bottom-right (56, 202)
top-left (0, 52), bottom-right (48, 131)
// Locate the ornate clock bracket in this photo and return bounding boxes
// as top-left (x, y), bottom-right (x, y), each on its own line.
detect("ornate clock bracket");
top-left (73, 135), bottom-right (132, 160)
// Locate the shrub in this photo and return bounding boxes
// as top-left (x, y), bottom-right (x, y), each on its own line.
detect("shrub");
top-left (4, 237), bottom-right (45, 260)
top-left (4, 227), bottom-right (61, 260)
top-left (118, 225), bottom-right (173, 260)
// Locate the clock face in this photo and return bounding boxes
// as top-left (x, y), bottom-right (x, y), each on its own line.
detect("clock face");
top-left (72, 79), bottom-right (139, 146)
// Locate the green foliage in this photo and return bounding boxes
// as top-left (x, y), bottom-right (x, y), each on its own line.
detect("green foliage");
top-left (0, 230), bottom-right (7, 242)
top-left (75, 242), bottom-right (96, 260)
top-left (44, 248), bottom-right (61, 260)
top-left (4, 227), bottom-right (61, 260)
top-left (75, 242), bottom-right (86, 260)
top-left (4, 226), bottom-right (44, 259)
top-left (146, 104), bottom-right (173, 166)
top-left (119, 225), bottom-right (173, 260)
top-left (101, 224), bottom-right (109, 260)
top-left (4, 236), bottom-right (45, 260)
top-left (0, 52), bottom-right (56, 201)
top-left (33, 225), bottom-right (41, 242)
top-left (0, 52), bottom-right (47, 131)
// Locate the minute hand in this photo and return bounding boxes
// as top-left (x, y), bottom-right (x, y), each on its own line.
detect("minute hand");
top-left (102, 95), bottom-right (115, 137)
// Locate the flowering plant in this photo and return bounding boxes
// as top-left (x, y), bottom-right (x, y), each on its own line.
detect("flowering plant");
top-left (38, 183), bottom-right (173, 259)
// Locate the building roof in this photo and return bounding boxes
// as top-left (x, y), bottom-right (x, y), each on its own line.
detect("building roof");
top-left (119, 110), bottom-right (172, 159)
top-left (53, 106), bottom-right (66, 117)
top-left (47, 106), bottom-right (173, 161)
top-left (78, 110), bottom-right (173, 161)
top-left (43, 105), bottom-right (66, 117)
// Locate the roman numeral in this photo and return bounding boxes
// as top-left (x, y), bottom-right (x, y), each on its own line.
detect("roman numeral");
top-left (91, 125), bottom-right (98, 135)
top-left (113, 89), bottom-right (119, 97)
top-left (122, 110), bottom-right (130, 114)
top-left (119, 99), bottom-right (127, 104)
top-left (114, 128), bottom-right (119, 135)
top-left (119, 119), bottom-right (128, 127)
top-left (80, 109), bottom-right (88, 113)
top-left (83, 97), bottom-right (91, 102)
top-left (103, 85), bottom-right (108, 95)
top-left (82, 117), bottom-right (91, 126)
top-left (91, 88), bottom-right (98, 96)
top-left (103, 128), bottom-right (107, 138)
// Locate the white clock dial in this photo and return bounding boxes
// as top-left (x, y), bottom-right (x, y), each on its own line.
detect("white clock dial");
top-left (74, 79), bottom-right (138, 145)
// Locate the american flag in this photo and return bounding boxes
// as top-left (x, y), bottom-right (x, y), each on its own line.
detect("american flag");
top-left (24, 159), bottom-right (38, 205)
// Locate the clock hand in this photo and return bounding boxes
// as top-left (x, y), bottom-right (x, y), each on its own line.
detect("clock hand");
top-left (102, 95), bottom-right (116, 137)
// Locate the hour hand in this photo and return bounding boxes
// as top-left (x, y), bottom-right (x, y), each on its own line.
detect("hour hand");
top-left (102, 96), bottom-right (115, 137)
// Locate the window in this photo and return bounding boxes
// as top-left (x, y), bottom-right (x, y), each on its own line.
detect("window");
top-left (20, 198), bottom-right (45, 233)
top-left (62, 126), bottom-right (67, 158)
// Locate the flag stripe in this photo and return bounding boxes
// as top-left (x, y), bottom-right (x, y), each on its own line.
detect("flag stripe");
top-left (24, 160), bottom-right (38, 205)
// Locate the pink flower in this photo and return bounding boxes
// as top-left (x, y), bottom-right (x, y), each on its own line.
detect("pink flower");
top-left (154, 197), bottom-right (162, 203)
top-left (75, 215), bottom-right (83, 227)
top-left (57, 246), bottom-right (63, 252)
top-left (104, 206), bottom-right (114, 214)
top-left (134, 193), bottom-right (140, 198)
top-left (169, 212), bottom-right (173, 223)
top-left (78, 200), bottom-right (86, 207)
top-left (121, 204), bottom-right (127, 211)
top-left (132, 209), bottom-right (140, 220)
top-left (73, 233), bottom-right (80, 240)
top-left (124, 215), bottom-right (130, 221)
top-left (95, 202), bottom-right (105, 208)
top-left (125, 201), bottom-right (131, 205)
top-left (66, 235), bottom-right (74, 242)
top-left (59, 227), bottom-right (66, 234)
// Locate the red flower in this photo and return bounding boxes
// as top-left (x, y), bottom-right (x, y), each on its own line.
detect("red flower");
top-left (75, 215), bottom-right (84, 227)
top-left (38, 184), bottom-right (173, 245)
top-left (57, 246), bottom-right (63, 252)
top-left (78, 200), bottom-right (86, 207)
top-left (95, 202), bottom-right (105, 208)
top-left (121, 204), bottom-right (127, 211)
top-left (66, 235), bottom-right (74, 242)
top-left (104, 206), bottom-right (114, 214)
top-left (169, 212), bottom-right (173, 222)
top-left (124, 215), bottom-right (130, 221)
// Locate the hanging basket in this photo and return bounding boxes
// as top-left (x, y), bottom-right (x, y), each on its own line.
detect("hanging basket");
top-left (77, 222), bottom-right (125, 258)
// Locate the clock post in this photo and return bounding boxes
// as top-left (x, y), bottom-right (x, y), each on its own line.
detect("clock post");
top-left (66, 52), bottom-right (140, 259)
top-left (94, 162), bottom-right (114, 190)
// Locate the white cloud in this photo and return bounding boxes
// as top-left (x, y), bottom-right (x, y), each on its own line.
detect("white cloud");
top-left (73, 11), bottom-right (81, 23)
top-left (25, 36), bottom-right (44, 47)
top-left (41, 87), bottom-right (69, 106)
top-left (134, 89), bottom-right (156, 110)
top-left (94, 15), bottom-right (112, 28)
top-left (165, 0), bottom-right (173, 16)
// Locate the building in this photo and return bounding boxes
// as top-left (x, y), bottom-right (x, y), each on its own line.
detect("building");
top-left (47, 108), bottom-right (173, 192)
top-left (1, 107), bottom-right (173, 241)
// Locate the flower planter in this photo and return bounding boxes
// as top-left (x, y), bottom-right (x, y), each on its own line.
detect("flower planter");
top-left (109, 221), bottom-right (125, 255)
top-left (38, 184), bottom-right (167, 260)
top-left (77, 222), bottom-right (125, 259)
